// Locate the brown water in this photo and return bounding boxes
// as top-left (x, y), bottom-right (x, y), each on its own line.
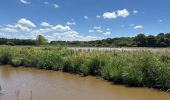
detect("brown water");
top-left (0, 65), bottom-right (169, 100)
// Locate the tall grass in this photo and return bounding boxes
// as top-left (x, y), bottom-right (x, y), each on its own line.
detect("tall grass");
top-left (0, 46), bottom-right (169, 91)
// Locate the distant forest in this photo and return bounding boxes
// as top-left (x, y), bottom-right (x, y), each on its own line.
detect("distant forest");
top-left (0, 33), bottom-right (170, 47)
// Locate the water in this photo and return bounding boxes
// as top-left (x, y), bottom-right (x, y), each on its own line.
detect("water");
top-left (0, 65), bottom-right (169, 100)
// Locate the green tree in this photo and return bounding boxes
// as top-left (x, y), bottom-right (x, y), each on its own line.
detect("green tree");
top-left (36, 35), bottom-right (48, 46)
top-left (134, 34), bottom-right (146, 47)
top-left (146, 35), bottom-right (156, 47)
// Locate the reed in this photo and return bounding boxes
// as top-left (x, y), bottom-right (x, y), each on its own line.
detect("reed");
top-left (0, 46), bottom-right (169, 91)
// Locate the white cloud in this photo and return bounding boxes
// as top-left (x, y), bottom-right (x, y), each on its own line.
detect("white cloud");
top-left (93, 26), bottom-right (102, 30)
top-left (15, 24), bottom-right (32, 32)
top-left (133, 10), bottom-right (138, 14)
top-left (0, 18), bottom-right (35, 33)
top-left (84, 16), bottom-right (88, 19)
top-left (79, 36), bottom-right (103, 41)
top-left (96, 15), bottom-right (101, 18)
top-left (89, 26), bottom-right (111, 35)
top-left (20, 0), bottom-right (30, 4)
top-left (17, 18), bottom-right (36, 28)
top-left (40, 22), bottom-right (52, 27)
top-left (102, 9), bottom-right (130, 19)
top-left (89, 30), bottom-right (94, 33)
top-left (0, 28), bottom-right (19, 33)
top-left (103, 12), bottom-right (117, 19)
top-left (53, 4), bottom-right (59, 8)
top-left (133, 25), bottom-right (144, 29)
top-left (103, 32), bottom-right (111, 35)
top-left (66, 22), bottom-right (76, 26)
top-left (52, 25), bottom-right (71, 32)
top-left (0, 19), bottom-right (105, 41)
top-left (117, 9), bottom-right (130, 18)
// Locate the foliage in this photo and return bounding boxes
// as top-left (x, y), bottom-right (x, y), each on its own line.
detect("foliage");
top-left (36, 35), bottom-right (48, 46)
top-left (0, 38), bottom-right (36, 45)
top-left (0, 46), bottom-right (169, 91)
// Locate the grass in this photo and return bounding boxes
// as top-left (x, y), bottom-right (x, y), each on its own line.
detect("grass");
top-left (0, 45), bottom-right (169, 91)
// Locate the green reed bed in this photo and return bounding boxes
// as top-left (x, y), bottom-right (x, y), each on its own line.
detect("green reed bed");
top-left (0, 46), bottom-right (169, 91)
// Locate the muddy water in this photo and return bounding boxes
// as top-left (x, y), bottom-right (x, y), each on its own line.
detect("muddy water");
top-left (0, 65), bottom-right (169, 100)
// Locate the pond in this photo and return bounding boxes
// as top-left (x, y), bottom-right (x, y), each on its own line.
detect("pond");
top-left (0, 65), bottom-right (169, 100)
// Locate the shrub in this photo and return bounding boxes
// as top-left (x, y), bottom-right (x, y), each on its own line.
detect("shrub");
top-left (11, 58), bottom-right (22, 67)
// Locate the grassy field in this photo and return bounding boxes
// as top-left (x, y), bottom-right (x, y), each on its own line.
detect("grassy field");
top-left (0, 46), bottom-right (169, 91)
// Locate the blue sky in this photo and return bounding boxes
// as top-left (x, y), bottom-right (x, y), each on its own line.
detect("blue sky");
top-left (0, 0), bottom-right (170, 41)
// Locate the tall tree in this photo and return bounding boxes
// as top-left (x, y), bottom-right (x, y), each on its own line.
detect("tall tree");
top-left (36, 35), bottom-right (48, 46)
top-left (134, 34), bottom-right (146, 47)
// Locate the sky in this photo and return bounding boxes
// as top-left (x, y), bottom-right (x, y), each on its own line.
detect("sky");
top-left (0, 0), bottom-right (170, 41)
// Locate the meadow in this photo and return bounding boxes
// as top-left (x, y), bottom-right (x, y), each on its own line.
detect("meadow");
top-left (0, 46), bottom-right (169, 91)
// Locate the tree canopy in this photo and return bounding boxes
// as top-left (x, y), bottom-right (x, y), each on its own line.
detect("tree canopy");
top-left (36, 35), bottom-right (48, 46)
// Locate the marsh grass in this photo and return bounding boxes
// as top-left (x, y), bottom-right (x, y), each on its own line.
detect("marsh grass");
top-left (0, 46), bottom-right (169, 91)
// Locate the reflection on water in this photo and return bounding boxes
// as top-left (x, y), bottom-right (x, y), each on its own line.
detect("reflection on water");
top-left (0, 65), bottom-right (12, 80)
top-left (0, 65), bottom-right (169, 100)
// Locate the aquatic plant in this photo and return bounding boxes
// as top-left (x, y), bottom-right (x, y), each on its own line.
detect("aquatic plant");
top-left (0, 46), bottom-right (169, 91)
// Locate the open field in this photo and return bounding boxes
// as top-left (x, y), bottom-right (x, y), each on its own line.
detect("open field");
top-left (0, 46), bottom-right (169, 91)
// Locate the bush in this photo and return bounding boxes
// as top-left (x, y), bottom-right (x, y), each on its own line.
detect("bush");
top-left (11, 58), bottom-right (22, 67)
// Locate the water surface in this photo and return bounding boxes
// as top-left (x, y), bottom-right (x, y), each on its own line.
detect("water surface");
top-left (0, 65), bottom-right (169, 100)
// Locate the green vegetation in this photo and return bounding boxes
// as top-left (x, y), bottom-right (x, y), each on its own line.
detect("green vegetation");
top-left (36, 35), bottom-right (48, 46)
top-left (0, 38), bottom-right (36, 46)
top-left (0, 33), bottom-right (169, 47)
top-left (0, 46), bottom-right (169, 91)
top-left (50, 33), bottom-right (170, 47)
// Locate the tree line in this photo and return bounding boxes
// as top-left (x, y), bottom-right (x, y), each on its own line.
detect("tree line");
top-left (51, 33), bottom-right (170, 47)
top-left (0, 33), bottom-right (169, 47)
top-left (0, 35), bottom-right (47, 46)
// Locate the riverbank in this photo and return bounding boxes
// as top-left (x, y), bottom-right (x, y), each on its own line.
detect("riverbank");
top-left (0, 46), bottom-right (169, 91)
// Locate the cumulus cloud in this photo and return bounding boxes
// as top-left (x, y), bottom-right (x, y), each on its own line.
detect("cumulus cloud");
top-left (17, 18), bottom-right (36, 28)
top-left (103, 12), bottom-right (117, 19)
top-left (0, 18), bottom-right (104, 41)
top-left (0, 18), bottom-right (35, 33)
top-left (102, 9), bottom-right (130, 19)
top-left (52, 25), bottom-right (71, 33)
top-left (0, 28), bottom-right (19, 33)
top-left (40, 22), bottom-right (52, 27)
top-left (20, 0), bottom-right (30, 4)
top-left (117, 9), bottom-right (130, 18)
top-left (133, 25), bottom-right (144, 29)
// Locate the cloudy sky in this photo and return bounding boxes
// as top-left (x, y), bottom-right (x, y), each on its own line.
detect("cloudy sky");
top-left (0, 0), bottom-right (169, 41)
